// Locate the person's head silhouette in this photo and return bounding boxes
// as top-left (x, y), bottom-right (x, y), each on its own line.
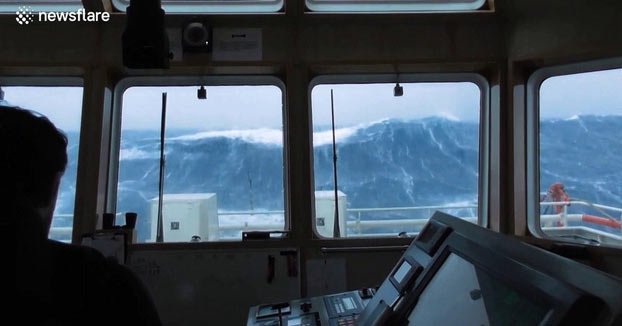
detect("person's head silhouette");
top-left (0, 105), bottom-right (68, 237)
top-left (5, 105), bottom-right (163, 326)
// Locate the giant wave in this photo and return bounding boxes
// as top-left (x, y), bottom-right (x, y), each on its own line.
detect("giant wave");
top-left (53, 116), bottom-right (622, 240)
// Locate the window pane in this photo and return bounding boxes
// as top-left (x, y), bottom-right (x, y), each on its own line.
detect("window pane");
top-left (2, 86), bottom-right (83, 242)
top-left (0, 1), bottom-right (82, 12)
top-left (539, 69), bottom-right (622, 246)
top-left (116, 85), bottom-right (284, 242)
top-left (306, 0), bottom-right (486, 12)
top-left (311, 81), bottom-right (481, 238)
top-left (111, 0), bottom-right (283, 13)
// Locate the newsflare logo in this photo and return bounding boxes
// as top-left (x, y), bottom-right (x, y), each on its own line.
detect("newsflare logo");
top-left (15, 6), bottom-right (110, 25)
top-left (15, 6), bottom-right (33, 25)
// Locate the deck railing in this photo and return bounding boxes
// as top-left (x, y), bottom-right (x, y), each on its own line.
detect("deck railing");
top-left (539, 201), bottom-right (622, 244)
top-left (49, 201), bottom-right (622, 243)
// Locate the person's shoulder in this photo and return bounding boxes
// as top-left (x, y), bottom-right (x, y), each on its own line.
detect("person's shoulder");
top-left (46, 238), bottom-right (144, 283)
top-left (46, 238), bottom-right (109, 266)
top-left (46, 239), bottom-right (141, 282)
top-left (46, 238), bottom-right (101, 254)
top-left (44, 240), bottom-right (162, 325)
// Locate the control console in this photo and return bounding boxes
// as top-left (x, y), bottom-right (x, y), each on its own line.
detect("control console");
top-left (247, 289), bottom-right (375, 326)
top-left (248, 212), bottom-right (622, 326)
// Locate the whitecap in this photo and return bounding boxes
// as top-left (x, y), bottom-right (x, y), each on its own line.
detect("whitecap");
top-left (170, 128), bottom-right (283, 146)
top-left (119, 148), bottom-right (159, 160)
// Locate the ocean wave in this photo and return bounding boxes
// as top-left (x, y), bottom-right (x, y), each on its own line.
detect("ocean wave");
top-left (169, 125), bottom-right (364, 146)
top-left (170, 128), bottom-right (284, 146)
top-left (313, 118), bottom-right (390, 146)
top-left (119, 148), bottom-right (159, 160)
top-left (142, 117), bottom-right (477, 147)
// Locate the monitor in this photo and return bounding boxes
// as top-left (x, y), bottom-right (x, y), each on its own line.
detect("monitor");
top-left (389, 256), bottom-right (422, 294)
top-left (357, 212), bottom-right (622, 326)
top-left (408, 253), bottom-right (551, 325)
top-left (393, 261), bottom-right (412, 284)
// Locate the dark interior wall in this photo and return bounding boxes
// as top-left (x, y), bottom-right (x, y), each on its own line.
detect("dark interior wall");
top-left (2, 1), bottom-right (622, 318)
top-left (504, 0), bottom-right (622, 277)
top-left (0, 13), bottom-right (503, 68)
top-left (506, 0), bottom-right (622, 61)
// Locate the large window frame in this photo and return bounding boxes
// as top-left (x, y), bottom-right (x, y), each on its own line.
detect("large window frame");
top-left (305, 0), bottom-right (486, 12)
top-left (526, 57), bottom-right (622, 247)
top-left (308, 73), bottom-right (490, 239)
top-left (108, 76), bottom-right (289, 243)
top-left (0, 76), bottom-right (84, 242)
top-left (111, 0), bottom-right (283, 13)
top-left (0, 1), bottom-right (82, 12)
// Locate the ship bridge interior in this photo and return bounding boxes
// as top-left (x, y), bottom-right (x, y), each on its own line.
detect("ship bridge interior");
top-left (3, 0), bottom-right (622, 325)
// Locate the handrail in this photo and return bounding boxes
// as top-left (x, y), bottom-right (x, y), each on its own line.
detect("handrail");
top-left (540, 200), bottom-right (622, 233)
top-left (219, 210), bottom-right (285, 216)
top-left (541, 201), bottom-right (622, 214)
top-left (348, 205), bottom-right (476, 212)
top-left (49, 200), bottom-right (622, 241)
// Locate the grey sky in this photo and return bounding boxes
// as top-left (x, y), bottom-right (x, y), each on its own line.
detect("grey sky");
top-left (312, 82), bottom-right (480, 127)
top-left (2, 68), bottom-right (622, 131)
top-left (123, 82), bottom-right (480, 130)
top-left (2, 86), bottom-right (83, 131)
top-left (540, 68), bottom-right (622, 119)
top-left (121, 85), bottom-right (282, 130)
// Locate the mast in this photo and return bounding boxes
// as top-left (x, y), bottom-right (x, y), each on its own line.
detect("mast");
top-left (330, 89), bottom-right (340, 238)
top-left (156, 92), bottom-right (167, 243)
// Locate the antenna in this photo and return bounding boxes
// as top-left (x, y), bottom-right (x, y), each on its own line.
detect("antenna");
top-left (394, 64), bottom-right (403, 97)
top-left (197, 85), bottom-right (207, 99)
top-left (248, 171), bottom-right (255, 214)
top-left (330, 89), bottom-right (340, 238)
top-left (156, 92), bottom-right (167, 243)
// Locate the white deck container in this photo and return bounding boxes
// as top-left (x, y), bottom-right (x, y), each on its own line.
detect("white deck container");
top-left (150, 193), bottom-right (218, 242)
top-left (315, 190), bottom-right (348, 238)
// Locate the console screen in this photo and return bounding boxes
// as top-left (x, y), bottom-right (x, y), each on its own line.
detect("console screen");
top-left (393, 260), bottom-right (412, 284)
top-left (408, 253), bottom-right (550, 325)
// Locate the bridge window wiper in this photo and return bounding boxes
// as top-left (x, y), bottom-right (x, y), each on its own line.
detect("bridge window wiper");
top-left (557, 234), bottom-right (600, 245)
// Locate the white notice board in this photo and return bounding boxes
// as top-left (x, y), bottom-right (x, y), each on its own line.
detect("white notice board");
top-left (212, 28), bottom-right (262, 61)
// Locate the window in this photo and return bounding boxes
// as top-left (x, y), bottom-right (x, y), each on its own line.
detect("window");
top-left (306, 0), bottom-right (486, 12)
top-left (111, 0), bottom-right (283, 13)
top-left (113, 78), bottom-right (285, 243)
top-left (0, 1), bottom-right (82, 12)
top-left (529, 63), bottom-right (622, 247)
top-left (310, 75), bottom-right (487, 238)
top-left (1, 84), bottom-right (83, 242)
